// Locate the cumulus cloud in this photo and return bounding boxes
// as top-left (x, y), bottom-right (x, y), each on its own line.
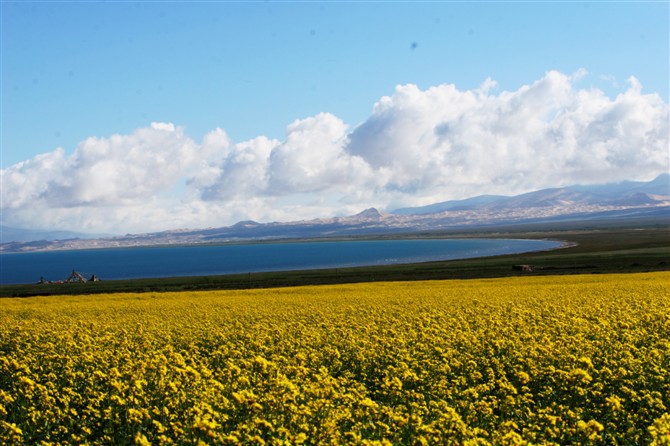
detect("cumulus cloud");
top-left (3, 123), bottom-right (197, 209)
top-left (193, 135), bottom-right (277, 201)
top-left (266, 113), bottom-right (375, 194)
top-left (348, 71), bottom-right (668, 204)
top-left (2, 70), bottom-right (668, 234)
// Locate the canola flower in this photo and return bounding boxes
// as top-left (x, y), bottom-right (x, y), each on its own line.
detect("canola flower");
top-left (1, 272), bottom-right (669, 445)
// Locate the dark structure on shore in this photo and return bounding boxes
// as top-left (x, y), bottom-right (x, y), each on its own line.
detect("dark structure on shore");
top-left (38, 270), bottom-right (100, 284)
top-left (512, 264), bottom-right (535, 272)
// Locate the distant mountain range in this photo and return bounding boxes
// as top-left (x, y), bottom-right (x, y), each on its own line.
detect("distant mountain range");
top-left (393, 173), bottom-right (670, 214)
top-left (0, 226), bottom-right (107, 244)
top-left (2, 174), bottom-right (668, 253)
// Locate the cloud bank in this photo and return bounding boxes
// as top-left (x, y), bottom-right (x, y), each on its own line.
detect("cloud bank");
top-left (2, 71), bottom-right (668, 234)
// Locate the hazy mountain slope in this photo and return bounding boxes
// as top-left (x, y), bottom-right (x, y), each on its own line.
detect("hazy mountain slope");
top-left (392, 195), bottom-right (507, 215)
top-left (0, 226), bottom-right (104, 244)
top-left (393, 174), bottom-right (670, 214)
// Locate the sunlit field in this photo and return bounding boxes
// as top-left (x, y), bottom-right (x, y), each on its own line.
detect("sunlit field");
top-left (1, 272), bottom-right (669, 445)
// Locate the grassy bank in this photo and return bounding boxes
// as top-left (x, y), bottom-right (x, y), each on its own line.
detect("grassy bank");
top-left (1, 226), bottom-right (668, 298)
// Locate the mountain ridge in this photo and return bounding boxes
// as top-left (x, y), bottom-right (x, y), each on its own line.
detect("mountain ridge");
top-left (2, 174), bottom-right (668, 252)
top-left (392, 174), bottom-right (669, 214)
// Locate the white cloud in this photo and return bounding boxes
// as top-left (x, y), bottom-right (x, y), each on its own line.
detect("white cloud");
top-left (266, 113), bottom-right (374, 194)
top-left (348, 70), bottom-right (668, 203)
top-left (2, 70), bottom-right (668, 234)
top-left (2, 123), bottom-right (197, 210)
top-left (193, 135), bottom-right (277, 201)
top-left (1, 148), bottom-right (67, 209)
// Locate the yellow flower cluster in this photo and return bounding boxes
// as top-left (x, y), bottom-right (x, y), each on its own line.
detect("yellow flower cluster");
top-left (1, 272), bottom-right (669, 444)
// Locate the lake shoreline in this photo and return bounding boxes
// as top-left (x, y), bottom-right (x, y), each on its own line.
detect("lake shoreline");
top-left (1, 238), bottom-right (562, 285)
top-left (1, 225), bottom-right (668, 297)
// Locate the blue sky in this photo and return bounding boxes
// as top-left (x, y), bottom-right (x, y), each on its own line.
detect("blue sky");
top-left (1, 1), bottom-right (669, 233)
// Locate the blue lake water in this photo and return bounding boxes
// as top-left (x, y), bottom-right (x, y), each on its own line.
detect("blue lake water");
top-left (0, 238), bottom-right (563, 285)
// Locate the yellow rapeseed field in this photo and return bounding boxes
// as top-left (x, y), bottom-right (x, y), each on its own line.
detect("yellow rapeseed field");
top-left (1, 272), bottom-right (669, 445)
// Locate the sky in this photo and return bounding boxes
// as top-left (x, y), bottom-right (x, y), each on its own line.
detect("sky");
top-left (1, 1), bottom-right (669, 235)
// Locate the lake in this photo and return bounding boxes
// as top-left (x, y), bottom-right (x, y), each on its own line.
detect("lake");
top-left (0, 238), bottom-right (563, 285)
